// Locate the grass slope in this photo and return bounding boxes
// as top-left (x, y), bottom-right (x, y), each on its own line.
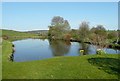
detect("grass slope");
top-left (0, 43), bottom-right (1, 80)
top-left (2, 29), bottom-right (41, 41)
top-left (2, 29), bottom-right (37, 37)
top-left (0, 30), bottom-right (2, 80)
top-left (2, 40), bottom-right (119, 79)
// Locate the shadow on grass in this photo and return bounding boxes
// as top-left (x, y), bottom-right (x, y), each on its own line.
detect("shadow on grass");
top-left (88, 57), bottom-right (120, 75)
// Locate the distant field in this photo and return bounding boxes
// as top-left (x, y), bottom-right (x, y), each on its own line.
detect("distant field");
top-left (1, 29), bottom-right (46, 41)
top-left (2, 29), bottom-right (38, 37)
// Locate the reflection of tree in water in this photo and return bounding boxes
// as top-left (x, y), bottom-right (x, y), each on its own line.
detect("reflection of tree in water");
top-left (79, 43), bottom-right (90, 55)
top-left (49, 40), bottom-right (71, 56)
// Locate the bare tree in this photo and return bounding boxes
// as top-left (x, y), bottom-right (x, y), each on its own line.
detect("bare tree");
top-left (89, 25), bottom-right (108, 53)
top-left (79, 21), bottom-right (90, 42)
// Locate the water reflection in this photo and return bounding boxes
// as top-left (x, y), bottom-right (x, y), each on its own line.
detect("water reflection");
top-left (49, 40), bottom-right (71, 56)
top-left (12, 39), bottom-right (119, 62)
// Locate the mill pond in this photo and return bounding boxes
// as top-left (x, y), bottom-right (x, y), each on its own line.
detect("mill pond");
top-left (11, 39), bottom-right (120, 62)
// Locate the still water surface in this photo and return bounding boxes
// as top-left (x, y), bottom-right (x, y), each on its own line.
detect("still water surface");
top-left (12, 39), bottom-right (120, 62)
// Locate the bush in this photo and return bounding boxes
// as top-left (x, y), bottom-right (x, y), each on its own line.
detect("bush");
top-left (64, 34), bottom-right (71, 40)
top-left (96, 49), bottom-right (106, 55)
top-left (2, 35), bottom-right (9, 40)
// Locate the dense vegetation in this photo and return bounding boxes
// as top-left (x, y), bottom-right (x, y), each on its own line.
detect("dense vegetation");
top-left (2, 40), bottom-right (119, 79)
top-left (48, 16), bottom-right (120, 50)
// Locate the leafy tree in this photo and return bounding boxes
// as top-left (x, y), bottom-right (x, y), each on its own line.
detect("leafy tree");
top-left (64, 20), bottom-right (71, 31)
top-left (107, 31), bottom-right (117, 40)
top-left (48, 16), bottom-right (71, 39)
top-left (70, 29), bottom-right (79, 40)
top-left (51, 16), bottom-right (64, 26)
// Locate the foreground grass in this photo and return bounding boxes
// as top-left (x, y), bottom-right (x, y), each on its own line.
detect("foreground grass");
top-left (0, 30), bottom-right (2, 80)
top-left (0, 43), bottom-right (1, 80)
top-left (2, 40), bottom-right (119, 79)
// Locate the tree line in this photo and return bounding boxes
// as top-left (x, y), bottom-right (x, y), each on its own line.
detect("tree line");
top-left (48, 16), bottom-right (118, 45)
top-left (48, 16), bottom-right (119, 50)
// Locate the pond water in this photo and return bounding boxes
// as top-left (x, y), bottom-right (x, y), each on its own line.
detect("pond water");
top-left (12, 39), bottom-right (120, 62)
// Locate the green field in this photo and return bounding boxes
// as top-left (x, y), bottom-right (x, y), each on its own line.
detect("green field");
top-left (2, 40), bottom-right (119, 79)
top-left (2, 29), bottom-right (42, 41)
top-left (2, 29), bottom-right (38, 37)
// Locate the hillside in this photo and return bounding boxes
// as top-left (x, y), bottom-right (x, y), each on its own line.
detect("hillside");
top-left (2, 29), bottom-right (38, 37)
top-left (1, 29), bottom-right (40, 41)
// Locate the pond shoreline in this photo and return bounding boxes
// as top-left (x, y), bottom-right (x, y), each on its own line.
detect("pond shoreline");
top-left (9, 43), bottom-right (15, 62)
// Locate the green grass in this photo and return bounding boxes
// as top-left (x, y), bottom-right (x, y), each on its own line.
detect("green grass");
top-left (0, 30), bottom-right (2, 80)
top-left (2, 29), bottom-right (37, 37)
top-left (2, 40), bottom-right (119, 79)
top-left (0, 44), bottom-right (2, 80)
top-left (2, 29), bottom-right (42, 41)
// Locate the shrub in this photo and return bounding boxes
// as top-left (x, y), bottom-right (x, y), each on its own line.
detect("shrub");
top-left (2, 35), bottom-right (9, 40)
top-left (96, 49), bottom-right (106, 55)
top-left (64, 34), bottom-right (71, 40)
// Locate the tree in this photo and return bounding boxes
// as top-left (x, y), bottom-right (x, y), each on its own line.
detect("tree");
top-left (51, 16), bottom-right (64, 26)
top-left (117, 29), bottom-right (120, 44)
top-left (107, 31), bottom-right (117, 40)
top-left (89, 25), bottom-right (107, 51)
top-left (63, 33), bottom-right (71, 40)
top-left (48, 16), bottom-right (71, 39)
top-left (78, 21), bottom-right (90, 42)
top-left (70, 29), bottom-right (79, 40)
top-left (64, 20), bottom-right (71, 31)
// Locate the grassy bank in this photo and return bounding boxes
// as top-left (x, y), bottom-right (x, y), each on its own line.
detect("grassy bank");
top-left (0, 29), bottom-right (2, 80)
top-left (0, 43), bottom-right (1, 80)
top-left (2, 40), bottom-right (119, 79)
